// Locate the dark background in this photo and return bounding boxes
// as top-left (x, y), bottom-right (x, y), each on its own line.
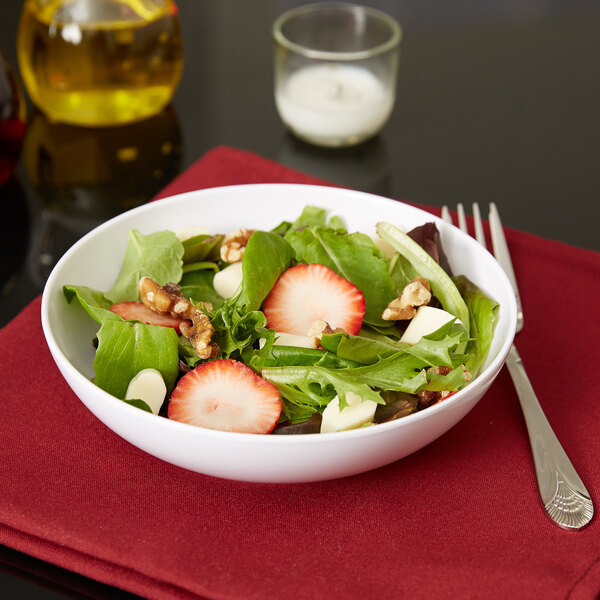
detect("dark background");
top-left (1, 1), bottom-right (599, 598)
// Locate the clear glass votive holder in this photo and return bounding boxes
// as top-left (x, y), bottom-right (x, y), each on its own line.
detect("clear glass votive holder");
top-left (273, 2), bottom-right (402, 148)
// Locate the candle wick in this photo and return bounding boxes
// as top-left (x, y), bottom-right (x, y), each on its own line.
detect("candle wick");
top-left (333, 81), bottom-right (349, 102)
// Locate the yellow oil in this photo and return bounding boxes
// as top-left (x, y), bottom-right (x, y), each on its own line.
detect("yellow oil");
top-left (17, 0), bottom-right (183, 127)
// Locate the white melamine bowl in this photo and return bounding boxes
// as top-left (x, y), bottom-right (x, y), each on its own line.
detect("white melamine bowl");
top-left (41, 184), bottom-right (517, 483)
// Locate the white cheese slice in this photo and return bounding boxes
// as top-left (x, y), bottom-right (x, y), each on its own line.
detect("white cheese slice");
top-left (213, 261), bottom-right (243, 299)
top-left (400, 305), bottom-right (457, 345)
top-left (258, 332), bottom-right (316, 349)
top-left (125, 368), bottom-right (167, 415)
top-left (273, 332), bottom-right (316, 348)
top-left (320, 392), bottom-right (378, 433)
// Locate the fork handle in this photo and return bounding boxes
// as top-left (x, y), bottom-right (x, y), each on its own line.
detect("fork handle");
top-left (505, 345), bottom-right (593, 529)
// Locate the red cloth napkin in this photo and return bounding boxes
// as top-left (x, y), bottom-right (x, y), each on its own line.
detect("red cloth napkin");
top-left (1, 145), bottom-right (599, 600)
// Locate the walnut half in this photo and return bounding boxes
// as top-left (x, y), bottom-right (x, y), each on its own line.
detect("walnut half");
top-left (220, 229), bottom-right (254, 263)
top-left (382, 277), bottom-right (431, 321)
top-left (138, 277), bottom-right (218, 359)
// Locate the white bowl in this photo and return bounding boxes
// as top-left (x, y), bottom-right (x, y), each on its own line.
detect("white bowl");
top-left (41, 184), bottom-right (517, 483)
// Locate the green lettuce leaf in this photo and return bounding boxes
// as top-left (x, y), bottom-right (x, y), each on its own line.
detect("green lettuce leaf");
top-left (105, 229), bottom-right (184, 303)
top-left (249, 345), bottom-right (360, 371)
top-left (454, 275), bottom-right (499, 377)
top-left (93, 319), bottom-right (179, 400)
top-left (262, 364), bottom-right (384, 421)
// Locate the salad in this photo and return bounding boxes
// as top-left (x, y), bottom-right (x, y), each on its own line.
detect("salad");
top-left (64, 205), bottom-right (498, 435)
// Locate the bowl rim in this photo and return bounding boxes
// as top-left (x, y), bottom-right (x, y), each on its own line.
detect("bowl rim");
top-left (41, 183), bottom-right (517, 446)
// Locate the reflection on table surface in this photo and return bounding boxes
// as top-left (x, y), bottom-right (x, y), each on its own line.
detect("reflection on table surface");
top-left (0, 1), bottom-right (599, 598)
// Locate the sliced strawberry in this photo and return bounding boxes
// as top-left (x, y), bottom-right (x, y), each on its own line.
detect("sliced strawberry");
top-left (263, 263), bottom-right (366, 336)
top-left (168, 359), bottom-right (282, 434)
top-left (110, 301), bottom-right (187, 333)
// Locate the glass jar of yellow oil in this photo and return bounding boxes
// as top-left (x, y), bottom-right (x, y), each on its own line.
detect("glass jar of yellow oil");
top-left (17, 0), bottom-right (183, 127)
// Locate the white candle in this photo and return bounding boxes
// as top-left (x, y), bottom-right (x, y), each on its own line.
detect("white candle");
top-left (275, 64), bottom-right (394, 147)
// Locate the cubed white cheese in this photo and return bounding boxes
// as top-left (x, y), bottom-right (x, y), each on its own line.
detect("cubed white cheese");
top-left (213, 261), bottom-right (243, 299)
top-left (320, 392), bottom-right (378, 433)
top-left (400, 305), bottom-right (457, 345)
top-left (125, 368), bottom-right (167, 415)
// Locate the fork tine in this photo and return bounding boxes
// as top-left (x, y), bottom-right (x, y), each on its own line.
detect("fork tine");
top-left (472, 203), bottom-right (487, 248)
top-left (441, 205), bottom-right (452, 224)
top-left (457, 203), bottom-right (468, 233)
top-left (489, 202), bottom-right (523, 328)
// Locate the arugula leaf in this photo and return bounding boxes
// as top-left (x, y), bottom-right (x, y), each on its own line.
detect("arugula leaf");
top-left (285, 226), bottom-right (396, 327)
top-left (63, 284), bottom-right (116, 324)
top-left (93, 319), bottom-right (180, 399)
top-left (105, 230), bottom-right (184, 303)
top-left (376, 222), bottom-right (470, 333)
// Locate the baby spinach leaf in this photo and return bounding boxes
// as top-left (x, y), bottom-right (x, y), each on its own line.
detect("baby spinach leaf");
top-left (123, 398), bottom-right (153, 413)
top-left (63, 284), bottom-right (116, 324)
top-left (182, 261), bottom-right (219, 274)
top-left (290, 205), bottom-right (328, 229)
top-left (270, 221), bottom-right (292, 236)
top-left (182, 234), bottom-right (223, 263)
top-left (93, 319), bottom-right (179, 399)
top-left (285, 227), bottom-right (395, 327)
top-left (240, 231), bottom-right (295, 312)
top-left (179, 269), bottom-right (224, 308)
top-left (105, 229), bottom-right (184, 304)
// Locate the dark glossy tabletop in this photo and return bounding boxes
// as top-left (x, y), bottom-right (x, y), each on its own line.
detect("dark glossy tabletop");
top-left (0, 1), bottom-right (599, 598)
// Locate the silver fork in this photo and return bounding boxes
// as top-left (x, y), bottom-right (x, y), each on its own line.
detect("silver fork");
top-left (442, 202), bottom-right (593, 530)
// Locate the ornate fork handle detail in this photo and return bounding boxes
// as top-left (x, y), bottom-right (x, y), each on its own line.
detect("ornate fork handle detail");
top-left (506, 345), bottom-right (593, 530)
